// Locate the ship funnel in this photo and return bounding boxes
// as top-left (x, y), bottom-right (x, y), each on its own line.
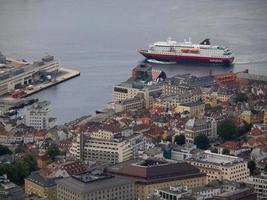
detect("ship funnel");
top-left (200, 38), bottom-right (210, 45)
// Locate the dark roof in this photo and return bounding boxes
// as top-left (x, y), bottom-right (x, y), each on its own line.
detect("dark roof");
top-left (108, 159), bottom-right (206, 183)
top-left (25, 171), bottom-right (58, 187)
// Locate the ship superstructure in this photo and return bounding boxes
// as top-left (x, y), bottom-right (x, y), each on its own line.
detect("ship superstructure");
top-left (138, 38), bottom-right (234, 65)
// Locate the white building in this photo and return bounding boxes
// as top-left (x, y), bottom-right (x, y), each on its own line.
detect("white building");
top-left (24, 101), bottom-right (52, 130)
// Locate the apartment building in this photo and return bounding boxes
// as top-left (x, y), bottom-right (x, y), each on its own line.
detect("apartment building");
top-left (184, 117), bottom-right (217, 144)
top-left (187, 150), bottom-right (249, 183)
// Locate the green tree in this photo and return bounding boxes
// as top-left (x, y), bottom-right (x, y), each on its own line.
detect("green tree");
top-left (222, 148), bottom-right (230, 155)
top-left (235, 92), bottom-right (248, 103)
top-left (0, 145), bottom-right (12, 156)
top-left (247, 160), bottom-right (256, 175)
top-left (174, 134), bottom-right (185, 145)
top-left (0, 154), bottom-right (37, 185)
top-left (218, 119), bottom-right (237, 141)
top-left (46, 144), bottom-right (60, 161)
top-left (194, 134), bottom-right (210, 150)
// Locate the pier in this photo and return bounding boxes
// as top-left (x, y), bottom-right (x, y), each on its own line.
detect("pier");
top-left (22, 67), bottom-right (80, 97)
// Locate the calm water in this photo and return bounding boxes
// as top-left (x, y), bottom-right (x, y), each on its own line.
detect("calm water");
top-left (0, 0), bottom-right (267, 123)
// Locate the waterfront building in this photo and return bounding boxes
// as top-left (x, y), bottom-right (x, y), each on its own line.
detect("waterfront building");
top-left (184, 117), bottom-right (217, 144)
top-left (24, 101), bottom-right (52, 130)
top-left (69, 131), bottom-right (144, 164)
top-left (57, 171), bottom-right (134, 200)
top-left (0, 54), bottom-right (59, 96)
top-left (24, 171), bottom-right (58, 200)
top-left (212, 71), bottom-right (237, 85)
top-left (245, 173), bottom-right (267, 200)
top-left (107, 158), bottom-right (207, 200)
top-left (113, 65), bottom-right (163, 108)
top-left (187, 150), bottom-right (250, 183)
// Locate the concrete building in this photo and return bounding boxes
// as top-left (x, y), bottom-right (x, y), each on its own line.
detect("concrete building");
top-left (187, 150), bottom-right (250, 183)
top-left (0, 54), bottom-right (59, 96)
top-left (24, 171), bottom-right (58, 200)
top-left (69, 131), bottom-right (144, 164)
top-left (184, 117), bottom-right (217, 144)
top-left (246, 173), bottom-right (267, 200)
top-left (24, 101), bottom-right (52, 130)
top-left (107, 158), bottom-right (207, 200)
top-left (57, 171), bottom-right (134, 200)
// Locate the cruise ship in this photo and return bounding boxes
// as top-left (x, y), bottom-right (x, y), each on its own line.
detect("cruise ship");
top-left (138, 38), bottom-right (234, 66)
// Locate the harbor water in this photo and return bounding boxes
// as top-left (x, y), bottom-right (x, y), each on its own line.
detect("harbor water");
top-left (0, 0), bottom-right (267, 123)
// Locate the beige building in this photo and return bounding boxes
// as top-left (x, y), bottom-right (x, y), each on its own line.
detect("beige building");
top-left (57, 172), bottom-right (135, 200)
top-left (187, 150), bottom-right (250, 183)
top-left (175, 100), bottom-right (205, 117)
top-left (246, 173), bottom-right (267, 200)
top-left (25, 171), bottom-right (57, 200)
top-left (184, 117), bottom-right (217, 144)
top-left (108, 159), bottom-right (207, 200)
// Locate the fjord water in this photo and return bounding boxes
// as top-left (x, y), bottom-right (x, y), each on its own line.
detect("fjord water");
top-left (0, 0), bottom-right (267, 123)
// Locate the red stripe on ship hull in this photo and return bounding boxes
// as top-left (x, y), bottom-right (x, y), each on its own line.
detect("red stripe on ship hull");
top-left (141, 52), bottom-right (233, 61)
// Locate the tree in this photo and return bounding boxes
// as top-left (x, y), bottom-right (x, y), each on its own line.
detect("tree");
top-left (235, 92), bottom-right (248, 103)
top-left (0, 154), bottom-right (37, 185)
top-left (46, 144), bottom-right (60, 161)
top-left (247, 160), bottom-right (256, 175)
top-left (194, 134), bottom-right (210, 150)
top-left (174, 134), bottom-right (185, 145)
top-left (222, 148), bottom-right (230, 155)
top-left (218, 119), bottom-right (237, 141)
top-left (0, 145), bottom-right (12, 156)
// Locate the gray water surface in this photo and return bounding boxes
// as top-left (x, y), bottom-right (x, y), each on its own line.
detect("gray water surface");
top-left (0, 0), bottom-right (267, 123)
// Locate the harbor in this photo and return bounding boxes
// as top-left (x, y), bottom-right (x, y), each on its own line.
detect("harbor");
top-left (22, 67), bottom-right (80, 97)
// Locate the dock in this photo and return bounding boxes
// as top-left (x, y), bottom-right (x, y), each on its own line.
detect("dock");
top-left (22, 67), bottom-right (80, 97)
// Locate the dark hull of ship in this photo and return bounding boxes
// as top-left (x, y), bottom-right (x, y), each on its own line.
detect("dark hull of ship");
top-left (139, 50), bottom-right (234, 66)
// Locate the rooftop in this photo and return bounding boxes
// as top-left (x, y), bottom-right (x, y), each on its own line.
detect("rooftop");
top-left (56, 171), bottom-right (134, 193)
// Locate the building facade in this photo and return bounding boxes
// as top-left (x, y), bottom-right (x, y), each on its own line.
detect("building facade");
top-left (69, 132), bottom-right (144, 164)
top-left (184, 117), bottom-right (217, 144)
top-left (24, 101), bottom-right (51, 130)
